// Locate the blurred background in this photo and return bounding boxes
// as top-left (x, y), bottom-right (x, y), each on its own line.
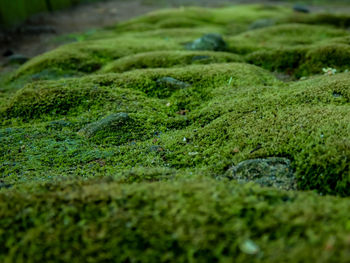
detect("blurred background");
top-left (0, 0), bottom-right (349, 65)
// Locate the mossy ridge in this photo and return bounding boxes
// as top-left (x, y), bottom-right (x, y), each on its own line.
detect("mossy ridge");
top-left (227, 23), bottom-right (348, 54)
top-left (154, 73), bottom-right (350, 195)
top-left (12, 36), bottom-right (182, 81)
top-left (114, 5), bottom-right (293, 33)
top-left (247, 43), bottom-right (350, 77)
top-left (2, 67), bottom-right (350, 195)
top-left (10, 11), bottom-right (349, 83)
top-left (286, 12), bottom-right (350, 28)
top-left (100, 51), bottom-right (243, 73)
top-left (102, 63), bottom-right (278, 98)
top-left (2, 178), bottom-right (350, 262)
top-left (2, 62), bottom-right (277, 123)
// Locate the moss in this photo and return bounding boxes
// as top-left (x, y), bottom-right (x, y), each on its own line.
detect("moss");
top-left (114, 5), bottom-right (293, 34)
top-left (100, 51), bottom-right (242, 73)
top-left (2, 4), bottom-right (350, 261)
top-left (227, 23), bottom-right (347, 54)
top-left (246, 47), bottom-right (308, 75)
top-left (287, 12), bottom-right (350, 28)
top-left (1, 82), bottom-right (112, 120)
top-left (159, 73), bottom-right (350, 195)
top-left (297, 44), bottom-right (350, 76)
top-left (2, 178), bottom-right (350, 262)
top-left (247, 43), bottom-right (350, 77)
top-left (12, 36), bottom-right (182, 80)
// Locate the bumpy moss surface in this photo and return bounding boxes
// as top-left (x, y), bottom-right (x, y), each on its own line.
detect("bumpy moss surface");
top-left (1, 4), bottom-right (350, 262)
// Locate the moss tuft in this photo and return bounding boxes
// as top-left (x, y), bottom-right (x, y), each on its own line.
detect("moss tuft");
top-left (1, 4), bottom-right (350, 261)
top-left (100, 51), bottom-right (242, 73)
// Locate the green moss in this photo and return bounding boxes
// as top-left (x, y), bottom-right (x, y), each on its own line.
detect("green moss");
top-left (1, 82), bottom-right (112, 120)
top-left (12, 36), bottom-right (182, 80)
top-left (114, 5), bottom-right (293, 34)
top-left (227, 23), bottom-right (347, 54)
top-left (297, 44), bottom-right (350, 76)
top-left (247, 43), bottom-right (350, 77)
top-left (100, 51), bottom-right (242, 73)
top-left (159, 73), bottom-right (350, 195)
top-left (2, 178), bottom-right (350, 262)
top-left (287, 12), bottom-right (350, 28)
top-left (246, 47), bottom-right (308, 75)
top-left (2, 4), bottom-right (350, 261)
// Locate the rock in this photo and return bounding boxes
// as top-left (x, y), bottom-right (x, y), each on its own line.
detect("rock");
top-left (156, 77), bottom-right (190, 90)
top-left (293, 4), bottom-right (310, 13)
top-left (185, 33), bottom-right (227, 51)
top-left (149, 145), bottom-right (164, 152)
top-left (2, 49), bottom-right (14, 57)
top-left (249, 19), bottom-right (276, 30)
top-left (240, 240), bottom-right (260, 255)
top-left (8, 54), bottom-right (29, 65)
top-left (0, 180), bottom-right (12, 189)
top-left (46, 120), bottom-right (71, 130)
top-left (228, 157), bottom-right (296, 190)
top-left (332, 92), bottom-right (343, 98)
top-left (192, 55), bottom-right (211, 62)
top-left (78, 113), bottom-right (130, 138)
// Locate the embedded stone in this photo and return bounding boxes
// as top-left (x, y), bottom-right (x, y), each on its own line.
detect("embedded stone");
top-left (228, 157), bottom-right (296, 190)
top-left (185, 33), bottom-right (227, 51)
top-left (78, 113), bottom-right (130, 138)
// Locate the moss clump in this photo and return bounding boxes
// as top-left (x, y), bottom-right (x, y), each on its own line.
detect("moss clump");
top-left (287, 12), bottom-right (350, 28)
top-left (1, 4), bottom-right (350, 262)
top-left (246, 47), bottom-right (308, 75)
top-left (2, 178), bottom-right (350, 262)
top-left (185, 33), bottom-right (228, 51)
top-left (298, 44), bottom-right (350, 76)
top-left (227, 23), bottom-right (347, 54)
top-left (12, 36), bottom-right (182, 80)
top-left (1, 82), bottom-right (111, 120)
top-left (100, 51), bottom-right (242, 73)
top-left (157, 72), bottom-right (350, 195)
top-left (227, 157), bottom-right (296, 190)
top-left (247, 44), bottom-right (350, 77)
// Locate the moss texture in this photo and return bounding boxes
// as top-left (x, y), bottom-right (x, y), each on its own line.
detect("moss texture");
top-left (1, 4), bottom-right (350, 262)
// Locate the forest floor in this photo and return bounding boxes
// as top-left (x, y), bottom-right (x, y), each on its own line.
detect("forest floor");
top-left (1, 0), bottom-right (350, 65)
top-left (1, 1), bottom-right (350, 262)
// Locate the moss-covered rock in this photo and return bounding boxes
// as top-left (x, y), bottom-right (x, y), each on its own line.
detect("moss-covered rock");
top-left (100, 51), bottom-right (242, 73)
top-left (1, 4), bottom-right (350, 262)
top-left (185, 33), bottom-right (228, 51)
top-left (2, 178), bottom-right (350, 262)
top-left (227, 157), bottom-right (296, 190)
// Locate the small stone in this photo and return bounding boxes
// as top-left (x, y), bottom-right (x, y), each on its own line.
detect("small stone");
top-left (332, 92), bottom-right (343, 98)
top-left (186, 33), bottom-right (227, 51)
top-left (47, 120), bottom-right (71, 129)
top-left (240, 239), bottom-right (260, 255)
top-left (228, 157), bottom-right (296, 190)
top-left (249, 19), bottom-right (276, 30)
top-left (293, 4), bottom-right (310, 13)
top-left (156, 77), bottom-right (190, 90)
top-left (0, 180), bottom-right (12, 189)
top-left (233, 147), bottom-right (240, 153)
top-left (192, 55), bottom-right (211, 62)
top-left (78, 113), bottom-right (130, 138)
top-left (149, 145), bottom-right (164, 152)
top-left (8, 54), bottom-right (29, 65)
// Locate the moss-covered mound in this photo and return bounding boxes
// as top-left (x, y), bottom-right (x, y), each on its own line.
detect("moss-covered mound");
top-left (1, 4), bottom-right (350, 262)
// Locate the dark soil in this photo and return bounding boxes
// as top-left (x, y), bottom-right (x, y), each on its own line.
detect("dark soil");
top-left (1, 0), bottom-right (349, 66)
